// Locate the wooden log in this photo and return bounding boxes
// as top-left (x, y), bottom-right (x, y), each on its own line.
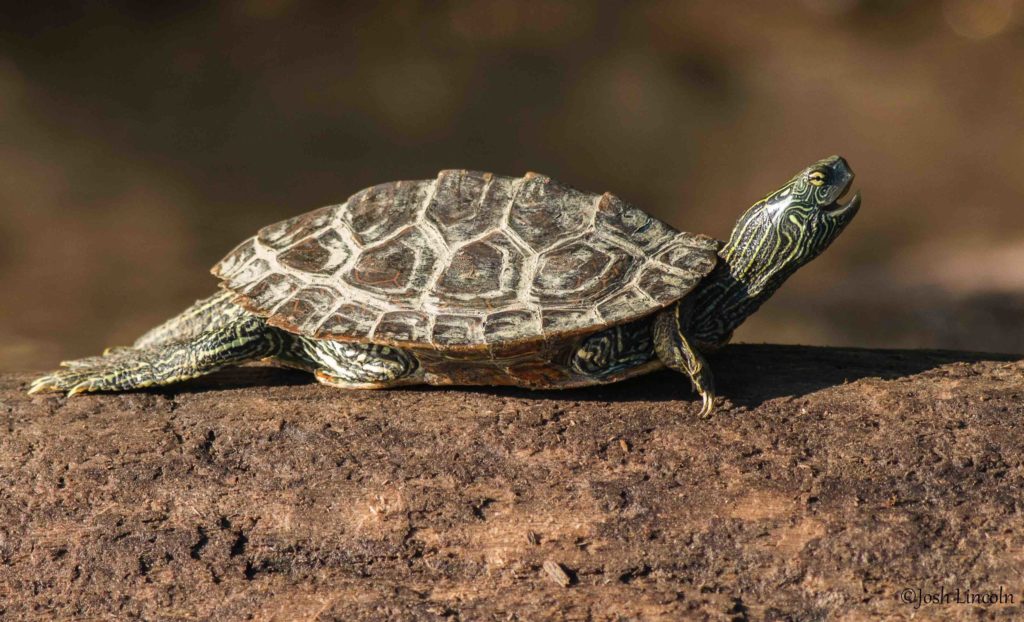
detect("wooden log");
top-left (1, 345), bottom-right (1021, 620)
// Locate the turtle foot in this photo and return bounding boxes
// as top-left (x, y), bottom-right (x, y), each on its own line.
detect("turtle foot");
top-left (30, 371), bottom-right (106, 397)
top-left (29, 316), bottom-right (277, 397)
top-left (29, 357), bottom-right (156, 397)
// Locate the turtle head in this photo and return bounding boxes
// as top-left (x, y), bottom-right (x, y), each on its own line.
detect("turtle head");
top-left (689, 155), bottom-right (860, 347)
top-left (727, 155), bottom-right (860, 290)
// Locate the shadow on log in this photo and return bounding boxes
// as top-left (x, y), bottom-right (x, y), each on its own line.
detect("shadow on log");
top-left (1, 344), bottom-right (1022, 620)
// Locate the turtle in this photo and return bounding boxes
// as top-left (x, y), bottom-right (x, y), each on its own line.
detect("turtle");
top-left (29, 155), bottom-right (860, 416)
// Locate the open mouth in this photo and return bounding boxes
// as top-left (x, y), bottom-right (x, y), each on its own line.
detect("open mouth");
top-left (823, 181), bottom-right (861, 217)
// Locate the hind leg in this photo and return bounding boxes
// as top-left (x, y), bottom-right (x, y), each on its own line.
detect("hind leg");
top-left (287, 337), bottom-right (422, 389)
top-left (30, 315), bottom-right (279, 396)
top-left (83, 291), bottom-right (246, 359)
top-left (131, 290), bottom-right (246, 349)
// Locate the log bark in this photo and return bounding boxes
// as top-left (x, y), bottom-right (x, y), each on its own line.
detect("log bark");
top-left (1, 345), bottom-right (1022, 620)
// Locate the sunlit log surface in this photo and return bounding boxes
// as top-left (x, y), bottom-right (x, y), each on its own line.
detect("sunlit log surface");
top-left (2, 345), bottom-right (1022, 620)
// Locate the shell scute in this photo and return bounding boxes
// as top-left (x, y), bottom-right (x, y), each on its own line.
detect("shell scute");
top-left (637, 265), bottom-right (701, 304)
top-left (483, 310), bottom-right (540, 344)
top-left (532, 235), bottom-right (635, 304)
top-left (425, 170), bottom-right (505, 245)
top-left (214, 238), bottom-right (257, 280)
top-left (277, 230), bottom-right (351, 276)
top-left (375, 310), bottom-right (431, 343)
top-left (432, 314), bottom-right (483, 346)
top-left (540, 308), bottom-right (598, 333)
top-left (653, 237), bottom-right (719, 274)
top-left (317, 302), bottom-right (381, 338)
top-left (213, 170), bottom-right (720, 350)
top-left (507, 174), bottom-right (595, 251)
top-left (595, 193), bottom-right (676, 252)
top-left (259, 206), bottom-right (334, 250)
top-left (226, 257), bottom-right (272, 291)
top-left (345, 181), bottom-right (425, 245)
top-left (243, 273), bottom-right (303, 311)
top-left (596, 287), bottom-right (651, 322)
top-left (344, 228), bottom-right (436, 296)
top-left (269, 285), bottom-right (336, 333)
top-left (431, 231), bottom-right (526, 308)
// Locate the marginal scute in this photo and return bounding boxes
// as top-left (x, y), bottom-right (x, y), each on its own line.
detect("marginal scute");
top-left (637, 265), bottom-right (700, 304)
top-left (278, 230), bottom-right (351, 276)
top-left (226, 258), bottom-right (271, 291)
top-left (375, 310), bottom-right (431, 343)
top-left (212, 169), bottom-right (720, 351)
top-left (595, 193), bottom-right (674, 252)
top-left (243, 273), bottom-right (302, 311)
top-left (596, 287), bottom-right (651, 324)
top-left (541, 308), bottom-right (598, 333)
top-left (213, 238), bottom-right (256, 279)
top-left (259, 206), bottom-right (334, 250)
top-left (432, 314), bottom-right (483, 346)
top-left (654, 238), bottom-right (718, 274)
top-left (483, 310), bottom-right (539, 344)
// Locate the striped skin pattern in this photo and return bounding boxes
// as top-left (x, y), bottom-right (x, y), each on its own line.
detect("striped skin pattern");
top-left (653, 301), bottom-right (715, 416)
top-left (30, 314), bottom-right (278, 396)
top-left (689, 156), bottom-right (860, 349)
top-left (290, 339), bottom-right (419, 387)
top-left (29, 157), bottom-right (859, 417)
top-left (570, 318), bottom-right (655, 378)
top-left (30, 296), bottom-right (421, 395)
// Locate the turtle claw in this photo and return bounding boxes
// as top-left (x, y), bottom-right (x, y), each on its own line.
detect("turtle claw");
top-left (27, 378), bottom-right (53, 395)
top-left (698, 393), bottom-right (715, 419)
top-left (29, 366), bottom-right (104, 397)
top-left (27, 372), bottom-right (79, 396)
top-left (67, 382), bottom-right (93, 397)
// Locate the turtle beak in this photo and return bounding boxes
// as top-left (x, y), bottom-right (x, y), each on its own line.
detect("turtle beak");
top-left (821, 167), bottom-right (860, 222)
top-left (825, 189), bottom-right (861, 221)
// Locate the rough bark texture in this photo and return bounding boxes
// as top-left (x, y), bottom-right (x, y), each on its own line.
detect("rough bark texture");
top-left (1, 345), bottom-right (1022, 621)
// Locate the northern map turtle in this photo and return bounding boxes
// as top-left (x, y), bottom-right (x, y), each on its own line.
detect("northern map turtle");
top-left (30, 156), bottom-right (861, 416)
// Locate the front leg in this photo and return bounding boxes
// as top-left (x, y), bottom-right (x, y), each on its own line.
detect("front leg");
top-left (653, 305), bottom-right (717, 417)
top-left (570, 319), bottom-right (656, 380)
top-left (288, 337), bottom-right (423, 389)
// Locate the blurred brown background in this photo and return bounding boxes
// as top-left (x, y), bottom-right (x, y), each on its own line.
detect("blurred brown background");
top-left (2, 0), bottom-right (1023, 372)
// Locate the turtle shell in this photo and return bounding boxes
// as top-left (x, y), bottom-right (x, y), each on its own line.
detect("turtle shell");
top-left (212, 170), bottom-right (719, 352)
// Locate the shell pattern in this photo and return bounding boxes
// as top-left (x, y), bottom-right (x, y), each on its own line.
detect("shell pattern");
top-left (212, 170), bottom-right (719, 352)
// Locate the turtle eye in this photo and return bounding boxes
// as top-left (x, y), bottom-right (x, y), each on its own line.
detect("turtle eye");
top-left (808, 170), bottom-right (828, 187)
